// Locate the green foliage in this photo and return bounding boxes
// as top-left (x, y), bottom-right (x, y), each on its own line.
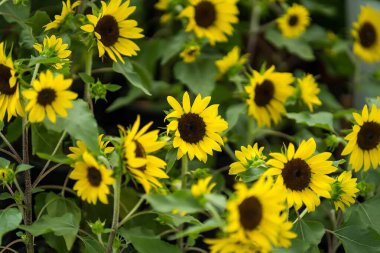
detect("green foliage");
top-left (286, 112), bottom-right (335, 132)
top-left (113, 60), bottom-right (151, 95)
top-left (0, 208), bottom-right (22, 245)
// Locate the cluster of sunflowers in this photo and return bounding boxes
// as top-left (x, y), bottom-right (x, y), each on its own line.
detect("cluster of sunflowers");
top-left (0, 0), bottom-right (380, 252)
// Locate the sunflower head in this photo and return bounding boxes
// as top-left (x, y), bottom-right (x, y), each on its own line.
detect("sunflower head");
top-left (191, 176), bottom-right (216, 197)
top-left (205, 235), bottom-right (263, 253)
top-left (180, 45), bottom-right (201, 63)
top-left (215, 46), bottom-right (248, 79)
top-left (80, 0), bottom-right (144, 63)
top-left (229, 143), bottom-right (266, 175)
top-left (44, 0), bottom-right (81, 31)
top-left (155, 0), bottom-right (173, 24)
top-left (245, 66), bottom-right (294, 127)
top-left (33, 35), bottom-right (71, 70)
top-left (331, 171), bottom-right (359, 212)
top-left (0, 167), bottom-right (15, 185)
top-left (277, 4), bottom-right (310, 38)
top-left (166, 92), bottom-right (228, 163)
top-left (298, 74), bottom-right (322, 112)
top-left (352, 5), bottom-right (380, 63)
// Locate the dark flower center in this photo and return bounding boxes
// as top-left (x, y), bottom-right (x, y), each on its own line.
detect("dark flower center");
top-left (254, 80), bottom-right (275, 107)
top-left (358, 22), bottom-right (377, 48)
top-left (95, 15), bottom-right (119, 47)
top-left (178, 113), bottom-right (206, 144)
top-left (357, 122), bottom-right (380, 150)
top-left (194, 1), bottom-right (216, 28)
top-left (37, 88), bottom-right (56, 106)
top-left (134, 140), bottom-right (147, 172)
top-left (0, 64), bottom-right (17, 95)
top-left (87, 166), bottom-right (102, 187)
top-left (238, 196), bottom-right (263, 230)
top-left (288, 15), bottom-right (299, 27)
top-left (282, 158), bottom-right (311, 191)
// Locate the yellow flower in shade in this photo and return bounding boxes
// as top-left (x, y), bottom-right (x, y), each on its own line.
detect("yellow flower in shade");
top-left (80, 0), bottom-right (144, 63)
top-left (68, 134), bottom-right (114, 161)
top-left (265, 138), bottom-right (337, 212)
top-left (229, 143), bottom-right (266, 175)
top-left (33, 35), bottom-right (71, 70)
top-left (119, 115), bottom-right (168, 193)
top-left (23, 71), bottom-right (77, 123)
top-left (215, 46), bottom-right (247, 79)
top-left (341, 104), bottom-right (380, 171)
top-left (225, 178), bottom-right (295, 252)
top-left (179, 0), bottom-right (239, 45)
top-left (298, 74), bottom-right (322, 112)
top-left (352, 5), bottom-right (380, 63)
top-left (205, 236), bottom-right (263, 253)
top-left (245, 66), bottom-right (294, 128)
top-left (155, 0), bottom-right (172, 24)
top-left (0, 42), bottom-right (24, 121)
top-left (166, 92), bottom-right (228, 162)
top-left (98, 134), bottom-right (114, 154)
top-left (277, 4), bottom-right (310, 38)
top-left (191, 176), bottom-right (216, 197)
top-left (180, 45), bottom-right (201, 63)
top-left (69, 152), bottom-right (114, 204)
top-left (331, 171), bottom-right (359, 212)
top-left (44, 0), bottom-right (81, 31)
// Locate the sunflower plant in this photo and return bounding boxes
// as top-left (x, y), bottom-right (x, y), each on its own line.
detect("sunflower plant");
top-left (0, 0), bottom-right (380, 253)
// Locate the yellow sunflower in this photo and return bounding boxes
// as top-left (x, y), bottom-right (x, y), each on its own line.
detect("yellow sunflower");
top-left (277, 4), bottom-right (310, 38)
top-left (179, 0), bottom-right (239, 45)
top-left (298, 74), bottom-right (322, 112)
top-left (155, 0), bottom-right (172, 24)
top-left (119, 115), bottom-right (168, 193)
top-left (68, 134), bottom-right (114, 161)
top-left (191, 176), bottom-right (216, 197)
top-left (341, 104), bottom-right (380, 171)
top-left (215, 46), bottom-right (248, 79)
top-left (23, 70), bottom-right (78, 123)
top-left (229, 143), bottom-right (266, 175)
top-left (69, 152), bottom-right (114, 204)
top-left (44, 0), bottom-right (81, 31)
top-left (166, 92), bottom-right (228, 163)
top-left (352, 5), bottom-right (380, 63)
top-left (98, 134), bottom-right (115, 154)
top-left (33, 35), bottom-right (71, 70)
top-left (180, 45), bottom-right (201, 63)
top-left (245, 66), bottom-right (294, 128)
top-left (265, 138), bottom-right (337, 211)
top-left (205, 236), bottom-right (263, 253)
top-left (226, 178), bottom-right (295, 252)
top-left (0, 42), bottom-right (24, 122)
top-left (331, 171), bottom-right (359, 212)
top-left (81, 0), bottom-right (144, 63)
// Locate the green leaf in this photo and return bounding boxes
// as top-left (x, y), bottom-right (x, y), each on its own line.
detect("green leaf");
top-left (26, 10), bottom-right (50, 36)
top-left (0, 1), bottom-right (30, 24)
top-left (31, 123), bottom-right (64, 156)
top-left (334, 226), bottom-right (380, 253)
top-left (106, 87), bottom-right (143, 112)
top-left (174, 58), bottom-right (217, 96)
top-left (170, 218), bottom-right (221, 240)
top-left (345, 197), bottom-right (380, 235)
top-left (79, 73), bottom-right (95, 84)
top-left (286, 112), bottom-right (334, 132)
top-left (165, 148), bottom-right (178, 173)
top-left (15, 164), bottom-right (33, 174)
top-left (113, 61), bottom-right (151, 95)
top-left (36, 152), bottom-right (71, 164)
top-left (272, 238), bottom-right (310, 253)
top-left (0, 192), bottom-right (12, 201)
top-left (106, 84), bottom-right (122, 92)
top-left (157, 213), bottom-right (201, 227)
top-left (0, 157), bottom-right (10, 168)
top-left (226, 103), bottom-right (246, 131)
top-left (79, 236), bottom-right (105, 253)
top-left (0, 208), bottom-right (22, 245)
top-left (293, 220), bottom-right (325, 246)
top-left (161, 32), bottom-right (188, 65)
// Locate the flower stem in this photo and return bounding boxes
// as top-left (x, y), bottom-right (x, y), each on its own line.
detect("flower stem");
top-left (106, 175), bottom-right (121, 253)
top-left (247, 0), bottom-right (261, 64)
top-left (118, 197), bottom-right (145, 228)
top-left (0, 132), bottom-right (22, 163)
top-left (181, 156), bottom-right (188, 189)
top-left (293, 208), bottom-right (308, 224)
top-left (85, 48), bottom-right (94, 112)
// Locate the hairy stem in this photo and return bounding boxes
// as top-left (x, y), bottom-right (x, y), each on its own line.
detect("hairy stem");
top-left (85, 49), bottom-right (94, 112)
top-left (106, 175), bottom-right (121, 252)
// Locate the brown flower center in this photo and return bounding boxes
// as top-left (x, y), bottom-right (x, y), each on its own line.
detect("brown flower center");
top-left (358, 22), bottom-right (376, 48)
top-left (178, 113), bottom-right (206, 144)
top-left (288, 15), bottom-right (299, 27)
top-left (194, 1), bottom-right (216, 28)
top-left (95, 15), bottom-right (119, 47)
top-left (0, 64), bottom-right (17, 95)
top-left (37, 88), bottom-right (56, 106)
top-left (87, 166), bottom-right (102, 187)
top-left (357, 122), bottom-right (380, 150)
top-left (238, 196), bottom-right (263, 230)
top-left (282, 158), bottom-right (311, 191)
top-left (134, 140), bottom-right (147, 172)
top-left (254, 80), bottom-right (275, 107)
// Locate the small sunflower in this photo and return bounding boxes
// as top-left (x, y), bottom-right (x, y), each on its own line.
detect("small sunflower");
top-left (266, 138), bottom-right (337, 211)
top-left (44, 0), bottom-right (81, 31)
top-left (226, 178), bottom-right (294, 252)
top-left (33, 35), bottom-right (71, 69)
top-left (331, 171), bottom-right (359, 212)
top-left (191, 176), bottom-right (216, 197)
top-left (81, 0), bottom-right (144, 63)
top-left (0, 42), bottom-right (24, 122)
top-left (245, 66), bottom-right (294, 128)
top-left (69, 152), bottom-right (114, 204)
top-left (98, 134), bottom-right (114, 154)
top-left (180, 45), bottom-right (201, 63)
top-left (298, 74), bottom-right (322, 112)
top-left (120, 115), bottom-right (168, 193)
top-left (229, 143), bottom-right (266, 175)
top-left (23, 70), bottom-right (78, 123)
top-left (68, 134), bottom-right (114, 161)
top-left (277, 4), bottom-right (310, 38)
top-left (215, 46), bottom-right (248, 79)
top-left (352, 5), bottom-right (380, 63)
top-left (155, 0), bottom-right (172, 24)
top-left (166, 92), bottom-right (228, 163)
top-left (179, 0), bottom-right (239, 45)
top-left (341, 104), bottom-right (380, 171)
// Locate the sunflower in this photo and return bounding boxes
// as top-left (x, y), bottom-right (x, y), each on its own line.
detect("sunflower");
top-left (119, 115), bottom-right (168, 193)
top-left (69, 152), bottom-right (114, 204)
top-left (180, 45), bottom-right (201, 63)
top-left (229, 143), bottom-right (266, 175)
top-left (33, 35), bottom-right (71, 70)
top-left (226, 177), bottom-right (294, 252)
top-left (245, 66), bottom-right (294, 128)
top-left (155, 0), bottom-right (172, 24)
top-left (166, 92), bottom-right (228, 163)
top-left (44, 0), bottom-right (81, 31)
top-left (98, 134), bottom-right (114, 154)
top-left (205, 235), bottom-right (263, 253)
top-left (191, 176), bottom-right (216, 197)
top-left (352, 5), bottom-right (380, 63)
top-left (179, 0), bottom-right (239, 46)
top-left (341, 104), bottom-right (380, 171)
top-left (0, 42), bottom-right (24, 122)
top-left (277, 4), bottom-right (310, 38)
top-left (265, 138), bottom-right (337, 211)
top-left (331, 171), bottom-right (359, 212)
top-left (215, 46), bottom-right (248, 79)
top-left (298, 74), bottom-right (322, 112)
top-left (68, 134), bottom-right (114, 161)
top-left (23, 70), bottom-right (78, 123)
top-left (81, 0), bottom-right (144, 63)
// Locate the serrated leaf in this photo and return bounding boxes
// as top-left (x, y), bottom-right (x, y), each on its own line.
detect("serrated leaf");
top-left (334, 226), bottom-right (380, 253)
top-left (113, 61), bottom-right (151, 95)
top-left (0, 208), bottom-right (22, 245)
top-left (286, 112), bottom-right (334, 132)
top-left (293, 220), bottom-right (325, 246)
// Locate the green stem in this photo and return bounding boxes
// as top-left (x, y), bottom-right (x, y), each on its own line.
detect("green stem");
top-left (223, 144), bottom-right (236, 162)
top-left (181, 156), bottom-right (188, 189)
top-left (293, 208), bottom-right (308, 224)
top-left (0, 132), bottom-right (22, 163)
top-left (85, 49), bottom-right (94, 112)
top-left (118, 197), bottom-right (145, 228)
top-left (247, 0), bottom-right (261, 64)
top-left (106, 175), bottom-right (121, 253)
